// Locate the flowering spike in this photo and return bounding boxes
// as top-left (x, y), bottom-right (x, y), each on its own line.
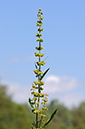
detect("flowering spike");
top-left (29, 9), bottom-right (57, 129)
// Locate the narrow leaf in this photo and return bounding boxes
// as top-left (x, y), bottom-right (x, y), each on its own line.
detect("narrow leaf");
top-left (43, 56), bottom-right (49, 61)
top-left (40, 68), bottom-right (50, 80)
top-left (41, 108), bottom-right (57, 129)
top-left (29, 98), bottom-right (35, 109)
top-left (34, 62), bottom-right (38, 69)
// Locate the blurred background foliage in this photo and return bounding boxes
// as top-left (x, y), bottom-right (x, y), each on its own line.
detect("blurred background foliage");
top-left (0, 85), bottom-right (85, 129)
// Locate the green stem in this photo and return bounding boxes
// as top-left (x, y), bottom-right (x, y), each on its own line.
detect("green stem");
top-left (39, 116), bottom-right (43, 127)
top-left (36, 113), bottom-right (38, 128)
top-left (36, 40), bottom-right (41, 128)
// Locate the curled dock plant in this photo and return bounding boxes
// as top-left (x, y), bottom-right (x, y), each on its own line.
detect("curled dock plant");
top-left (29, 9), bottom-right (57, 129)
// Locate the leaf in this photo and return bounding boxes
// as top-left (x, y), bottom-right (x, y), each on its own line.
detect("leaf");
top-left (43, 56), bottom-right (49, 61)
top-left (40, 68), bottom-right (50, 80)
top-left (29, 98), bottom-right (35, 109)
top-left (34, 62), bottom-right (38, 69)
top-left (40, 108), bottom-right (57, 129)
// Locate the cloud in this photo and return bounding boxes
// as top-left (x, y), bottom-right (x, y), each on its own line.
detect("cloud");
top-left (1, 75), bottom-right (85, 108)
top-left (44, 75), bottom-right (79, 93)
top-left (54, 93), bottom-right (85, 108)
top-left (1, 81), bottom-right (31, 104)
top-left (43, 75), bottom-right (85, 108)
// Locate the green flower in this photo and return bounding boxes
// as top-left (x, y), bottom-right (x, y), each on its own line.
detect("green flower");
top-left (32, 85), bottom-right (38, 89)
top-left (43, 107), bottom-right (48, 110)
top-left (40, 16), bottom-right (43, 20)
top-left (31, 91), bottom-right (35, 95)
top-left (34, 92), bottom-right (39, 97)
top-left (33, 70), bottom-right (43, 75)
top-left (38, 8), bottom-right (42, 11)
top-left (37, 21), bottom-right (43, 24)
top-left (44, 102), bottom-right (47, 105)
top-left (38, 28), bottom-right (44, 32)
top-left (41, 102), bottom-right (44, 105)
top-left (44, 94), bottom-right (48, 96)
top-left (35, 47), bottom-right (44, 50)
top-left (36, 38), bottom-right (44, 42)
top-left (42, 99), bottom-right (48, 102)
top-left (38, 11), bottom-right (43, 15)
top-left (35, 52), bottom-right (44, 57)
top-left (45, 96), bottom-right (48, 99)
top-left (36, 23), bottom-right (42, 26)
top-left (39, 93), bottom-right (44, 97)
top-left (34, 81), bottom-right (44, 85)
top-left (37, 14), bottom-right (40, 17)
top-left (30, 88), bottom-right (33, 91)
top-left (40, 109), bottom-right (44, 112)
top-left (36, 33), bottom-right (42, 37)
top-left (39, 114), bottom-right (46, 117)
top-left (37, 16), bottom-right (43, 20)
top-left (35, 102), bottom-right (39, 105)
top-left (33, 109), bottom-right (40, 114)
top-left (37, 61), bottom-right (46, 66)
top-left (40, 87), bottom-right (44, 91)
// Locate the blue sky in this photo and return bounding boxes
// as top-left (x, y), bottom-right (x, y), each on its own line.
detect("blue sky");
top-left (0, 0), bottom-right (85, 108)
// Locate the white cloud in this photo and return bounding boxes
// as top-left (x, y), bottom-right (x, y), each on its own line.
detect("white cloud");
top-left (45, 75), bottom-right (60, 83)
top-left (1, 81), bottom-right (31, 104)
top-left (44, 75), bottom-right (79, 93)
top-left (53, 93), bottom-right (85, 108)
top-left (1, 75), bottom-right (85, 108)
top-left (43, 75), bottom-right (85, 108)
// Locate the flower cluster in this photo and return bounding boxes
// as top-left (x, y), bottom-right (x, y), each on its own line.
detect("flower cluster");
top-left (29, 8), bottom-right (57, 129)
top-left (29, 9), bottom-right (49, 129)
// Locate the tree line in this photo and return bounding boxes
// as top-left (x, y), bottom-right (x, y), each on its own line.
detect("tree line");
top-left (0, 85), bottom-right (85, 129)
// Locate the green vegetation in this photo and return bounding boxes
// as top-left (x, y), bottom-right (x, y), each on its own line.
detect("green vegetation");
top-left (0, 85), bottom-right (85, 129)
top-left (0, 85), bottom-right (33, 129)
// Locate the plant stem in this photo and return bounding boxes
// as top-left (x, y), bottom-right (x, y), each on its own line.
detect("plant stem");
top-left (36, 40), bottom-right (41, 128)
top-left (36, 113), bottom-right (38, 128)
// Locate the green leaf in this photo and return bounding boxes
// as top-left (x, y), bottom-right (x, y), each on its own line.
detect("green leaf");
top-left (43, 56), bottom-right (49, 61)
top-left (29, 98), bottom-right (35, 109)
top-left (40, 108), bottom-right (57, 129)
top-left (34, 62), bottom-right (38, 69)
top-left (40, 68), bottom-right (50, 80)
